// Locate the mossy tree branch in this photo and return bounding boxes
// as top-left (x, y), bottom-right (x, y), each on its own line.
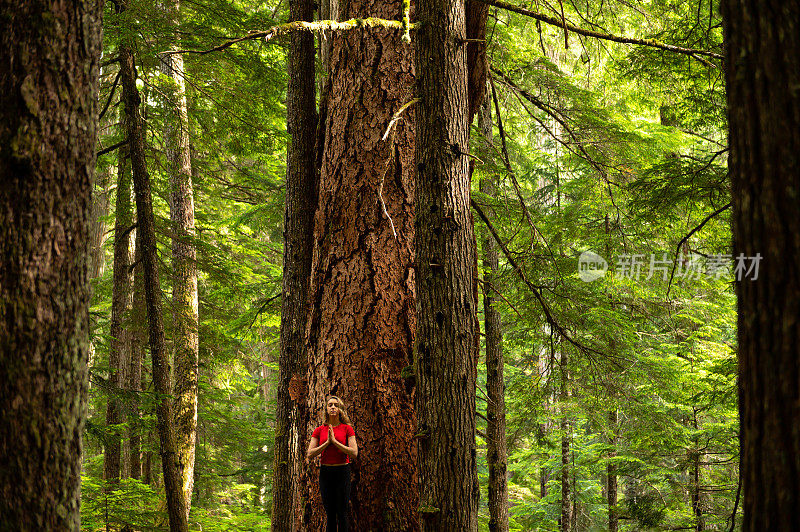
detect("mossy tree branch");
top-left (168, 18), bottom-right (419, 56)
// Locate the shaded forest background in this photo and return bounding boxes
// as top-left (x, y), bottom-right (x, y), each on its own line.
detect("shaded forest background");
top-left (78, 0), bottom-right (735, 529)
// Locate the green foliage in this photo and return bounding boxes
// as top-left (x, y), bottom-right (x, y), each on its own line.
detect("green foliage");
top-left (87, 0), bottom-right (286, 525)
top-left (87, 0), bottom-right (738, 529)
top-left (192, 484), bottom-right (272, 531)
top-left (81, 477), bottom-right (163, 531)
top-left (472, 1), bottom-right (736, 530)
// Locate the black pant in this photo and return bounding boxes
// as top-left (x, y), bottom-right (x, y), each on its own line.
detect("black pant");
top-left (319, 464), bottom-right (351, 532)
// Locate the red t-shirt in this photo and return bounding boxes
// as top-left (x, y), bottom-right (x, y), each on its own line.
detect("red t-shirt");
top-left (312, 423), bottom-right (355, 465)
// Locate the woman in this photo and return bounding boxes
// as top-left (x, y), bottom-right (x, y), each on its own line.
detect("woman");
top-left (306, 395), bottom-right (358, 532)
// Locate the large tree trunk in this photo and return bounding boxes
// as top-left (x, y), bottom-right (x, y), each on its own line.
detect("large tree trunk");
top-left (104, 119), bottom-right (136, 487)
top-left (478, 91), bottom-right (510, 532)
top-left (722, 1), bottom-right (800, 530)
top-left (298, 2), bottom-right (419, 531)
top-left (0, 0), bottom-right (102, 528)
top-left (119, 144), bottom-right (137, 482)
top-left (272, 0), bottom-right (317, 526)
top-left (414, 0), bottom-right (479, 525)
top-left (160, 2), bottom-right (200, 517)
top-left (119, 16), bottom-right (189, 531)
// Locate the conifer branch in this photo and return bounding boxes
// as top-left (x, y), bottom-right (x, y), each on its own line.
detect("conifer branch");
top-left (488, 74), bottom-right (556, 259)
top-left (491, 66), bottom-right (628, 226)
top-left (471, 197), bottom-right (620, 368)
top-left (474, 0), bottom-right (722, 65)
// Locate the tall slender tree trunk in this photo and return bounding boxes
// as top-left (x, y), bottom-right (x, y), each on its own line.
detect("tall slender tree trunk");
top-left (143, 437), bottom-right (154, 485)
top-left (541, 467), bottom-right (549, 499)
top-left (689, 406), bottom-right (705, 531)
top-left (272, 0), bottom-right (317, 527)
top-left (722, 1), bottom-right (800, 529)
top-left (560, 429), bottom-right (571, 532)
top-left (89, 87), bottom-right (118, 286)
top-left (120, 146), bottom-right (135, 482)
top-left (414, 0), bottom-right (479, 525)
top-left (90, 164), bottom-right (112, 281)
top-left (604, 220), bottom-right (618, 532)
top-left (560, 350), bottom-right (572, 532)
top-left (118, 10), bottom-right (189, 529)
top-left (571, 459), bottom-right (579, 532)
top-left (299, 4), bottom-right (419, 532)
top-left (161, 1), bottom-right (200, 517)
top-left (607, 409), bottom-right (618, 532)
top-left (87, 159), bottom-right (111, 371)
top-left (127, 223), bottom-right (145, 482)
top-left (0, 0), bottom-right (102, 528)
top-left (317, 0), bottom-right (338, 84)
top-left (478, 91), bottom-right (510, 532)
top-left (539, 345), bottom-right (553, 501)
top-left (690, 450), bottom-right (703, 530)
top-left (104, 119), bottom-right (136, 487)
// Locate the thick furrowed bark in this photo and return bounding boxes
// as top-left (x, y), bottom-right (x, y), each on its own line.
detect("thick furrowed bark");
top-left (414, 0), bottom-right (480, 525)
top-left (272, 0), bottom-right (318, 526)
top-left (161, 2), bottom-right (200, 516)
top-left (0, 0), bottom-right (102, 529)
top-left (722, 1), bottom-right (800, 529)
top-left (299, 1), bottom-right (419, 528)
top-left (104, 119), bottom-right (135, 488)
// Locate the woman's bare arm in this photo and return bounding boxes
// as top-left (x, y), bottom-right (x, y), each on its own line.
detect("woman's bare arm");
top-left (306, 435), bottom-right (330, 459)
top-left (330, 433), bottom-right (358, 459)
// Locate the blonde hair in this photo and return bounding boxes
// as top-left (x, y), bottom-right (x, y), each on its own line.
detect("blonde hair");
top-left (324, 395), bottom-right (351, 425)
